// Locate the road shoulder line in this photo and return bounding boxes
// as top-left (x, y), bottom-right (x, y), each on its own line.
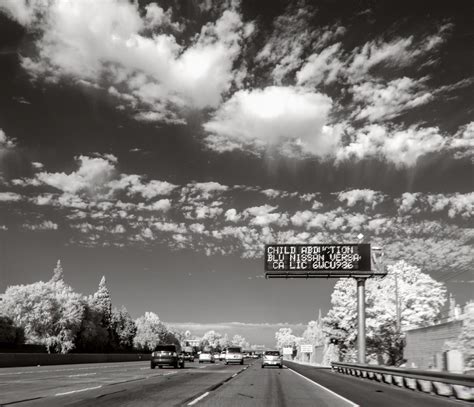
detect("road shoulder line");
top-left (287, 367), bottom-right (359, 407)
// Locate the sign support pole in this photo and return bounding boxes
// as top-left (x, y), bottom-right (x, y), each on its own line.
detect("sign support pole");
top-left (356, 277), bottom-right (366, 364)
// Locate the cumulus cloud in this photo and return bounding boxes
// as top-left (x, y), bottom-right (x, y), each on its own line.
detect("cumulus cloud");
top-left (337, 125), bottom-right (446, 167)
top-left (109, 174), bottom-right (177, 199)
top-left (338, 189), bottom-right (384, 209)
top-left (204, 86), bottom-right (335, 157)
top-left (37, 155), bottom-right (117, 194)
top-left (0, 0), bottom-right (246, 123)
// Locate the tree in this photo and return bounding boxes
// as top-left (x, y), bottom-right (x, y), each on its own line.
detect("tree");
top-left (231, 334), bottom-right (249, 349)
top-left (201, 330), bottom-right (223, 351)
top-left (275, 328), bottom-right (301, 349)
top-left (0, 315), bottom-right (24, 345)
top-left (110, 306), bottom-right (137, 351)
top-left (218, 333), bottom-right (231, 349)
top-left (1, 280), bottom-right (84, 353)
top-left (133, 312), bottom-right (178, 351)
top-left (74, 295), bottom-right (109, 352)
top-left (92, 276), bottom-right (112, 329)
top-left (50, 260), bottom-right (64, 283)
top-left (301, 319), bottom-right (324, 347)
top-left (323, 260), bottom-right (447, 365)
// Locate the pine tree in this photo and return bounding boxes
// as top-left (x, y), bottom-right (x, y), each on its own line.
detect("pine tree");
top-left (50, 260), bottom-right (64, 283)
top-left (92, 276), bottom-right (112, 328)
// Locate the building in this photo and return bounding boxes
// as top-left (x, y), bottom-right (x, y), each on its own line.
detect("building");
top-left (404, 300), bottom-right (473, 373)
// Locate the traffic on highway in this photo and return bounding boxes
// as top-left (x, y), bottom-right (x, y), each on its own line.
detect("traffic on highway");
top-left (0, 355), bottom-right (466, 407)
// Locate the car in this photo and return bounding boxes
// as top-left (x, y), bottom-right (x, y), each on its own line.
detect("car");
top-left (183, 352), bottom-right (195, 362)
top-left (151, 344), bottom-right (185, 369)
top-left (182, 346), bottom-right (195, 362)
top-left (261, 350), bottom-right (283, 368)
top-left (199, 352), bottom-right (215, 363)
top-left (225, 346), bottom-right (244, 365)
top-left (219, 352), bottom-right (226, 361)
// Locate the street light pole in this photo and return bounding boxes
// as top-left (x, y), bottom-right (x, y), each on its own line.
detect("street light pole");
top-left (357, 277), bottom-right (366, 364)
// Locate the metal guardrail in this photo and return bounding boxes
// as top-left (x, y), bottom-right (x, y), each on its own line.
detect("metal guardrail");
top-left (331, 362), bottom-right (474, 402)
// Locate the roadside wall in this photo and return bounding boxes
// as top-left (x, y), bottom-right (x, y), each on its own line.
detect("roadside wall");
top-left (0, 353), bottom-right (151, 368)
top-left (404, 320), bottom-right (463, 371)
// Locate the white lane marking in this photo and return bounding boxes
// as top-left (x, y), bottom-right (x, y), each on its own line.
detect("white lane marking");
top-left (67, 373), bottom-right (97, 377)
top-left (188, 391), bottom-right (210, 406)
top-left (287, 367), bottom-right (359, 407)
top-left (55, 385), bottom-right (102, 396)
top-left (0, 363), bottom-right (147, 376)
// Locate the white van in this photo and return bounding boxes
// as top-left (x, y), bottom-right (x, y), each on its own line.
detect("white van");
top-left (224, 346), bottom-right (243, 365)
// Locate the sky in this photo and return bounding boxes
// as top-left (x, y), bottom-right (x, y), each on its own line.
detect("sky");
top-left (0, 0), bottom-right (472, 347)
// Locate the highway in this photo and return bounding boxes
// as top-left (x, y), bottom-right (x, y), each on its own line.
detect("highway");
top-left (0, 359), bottom-right (469, 406)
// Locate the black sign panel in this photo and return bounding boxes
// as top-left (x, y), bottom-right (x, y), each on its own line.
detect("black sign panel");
top-left (265, 244), bottom-right (373, 278)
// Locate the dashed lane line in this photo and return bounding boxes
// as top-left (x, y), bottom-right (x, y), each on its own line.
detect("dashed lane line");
top-left (67, 373), bottom-right (97, 377)
top-left (55, 385), bottom-right (103, 396)
top-left (188, 392), bottom-right (210, 406)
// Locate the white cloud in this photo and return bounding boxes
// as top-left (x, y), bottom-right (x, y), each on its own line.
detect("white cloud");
top-left (296, 43), bottom-right (344, 87)
top-left (225, 208), bottom-right (241, 222)
top-left (351, 77), bottom-right (433, 122)
top-left (32, 161), bottom-right (44, 169)
top-left (23, 220), bottom-right (58, 230)
top-left (0, 129), bottom-right (16, 149)
top-left (451, 122), bottom-right (474, 160)
top-left (109, 174), bottom-right (178, 199)
top-left (204, 86), bottom-right (336, 157)
top-left (139, 199), bottom-right (171, 212)
top-left (1, 0), bottom-right (246, 123)
top-left (397, 192), bottom-right (421, 215)
top-left (0, 192), bottom-right (22, 202)
top-left (244, 204), bottom-right (288, 227)
top-left (345, 28), bottom-right (450, 82)
top-left (338, 189), bottom-right (384, 209)
top-left (37, 155), bottom-right (117, 193)
top-left (337, 125), bottom-right (446, 167)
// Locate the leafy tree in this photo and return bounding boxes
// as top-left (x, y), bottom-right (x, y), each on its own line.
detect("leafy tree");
top-left (1, 279), bottom-right (84, 353)
top-left (133, 312), bottom-right (178, 351)
top-left (231, 334), bottom-right (249, 349)
top-left (201, 330), bottom-right (223, 351)
top-left (323, 260), bottom-right (447, 365)
top-left (75, 295), bottom-right (109, 352)
top-left (110, 306), bottom-right (137, 351)
top-left (0, 315), bottom-right (24, 345)
top-left (218, 333), bottom-right (231, 349)
top-left (301, 319), bottom-right (324, 347)
top-left (275, 328), bottom-right (301, 349)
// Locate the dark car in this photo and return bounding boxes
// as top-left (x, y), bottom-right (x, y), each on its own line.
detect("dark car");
top-left (151, 344), bottom-right (185, 369)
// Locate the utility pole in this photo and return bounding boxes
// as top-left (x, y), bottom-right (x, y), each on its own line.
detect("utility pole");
top-left (394, 272), bottom-right (401, 332)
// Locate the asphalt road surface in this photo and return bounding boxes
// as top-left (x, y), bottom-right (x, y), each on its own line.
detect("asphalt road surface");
top-left (0, 359), bottom-right (469, 406)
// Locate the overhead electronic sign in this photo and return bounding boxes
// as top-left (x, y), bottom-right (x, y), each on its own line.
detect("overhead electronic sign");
top-left (265, 244), bottom-right (384, 278)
